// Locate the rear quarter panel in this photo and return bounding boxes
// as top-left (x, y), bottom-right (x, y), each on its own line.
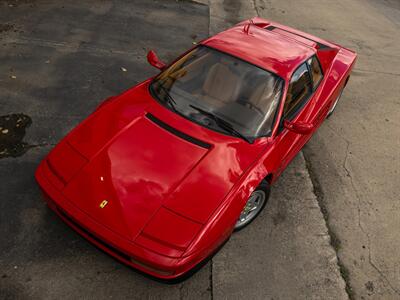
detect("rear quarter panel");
top-left (318, 47), bottom-right (357, 119)
top-left (260, 46), bottom-right (357, 183)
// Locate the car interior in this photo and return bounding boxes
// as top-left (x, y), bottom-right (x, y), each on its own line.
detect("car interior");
top-left (283, 57), bottom-right (323, 119)
top-left (152, 46), bottom-right (283, 137)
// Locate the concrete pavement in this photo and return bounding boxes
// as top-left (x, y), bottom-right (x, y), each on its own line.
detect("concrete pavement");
top-left (213, 154), bottom-right (347, 299)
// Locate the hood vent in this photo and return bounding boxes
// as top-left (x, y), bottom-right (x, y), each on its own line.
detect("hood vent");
top-left (145, 113), bottom-right (211, 149)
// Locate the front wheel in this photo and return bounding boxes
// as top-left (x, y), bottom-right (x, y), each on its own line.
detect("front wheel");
top-left (234, 181), bottom-right (270, 231)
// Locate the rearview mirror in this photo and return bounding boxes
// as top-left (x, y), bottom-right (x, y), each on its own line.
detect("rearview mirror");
top-left (283, 120), bottom-right (314, 135)
top-left (147, 50), bottom-right (166, 70)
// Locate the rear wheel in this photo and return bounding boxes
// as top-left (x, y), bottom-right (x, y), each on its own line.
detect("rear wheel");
top-left (234, 181), bottom-right (270, 231)
top-left (327, 87), bottom-right (344, 118)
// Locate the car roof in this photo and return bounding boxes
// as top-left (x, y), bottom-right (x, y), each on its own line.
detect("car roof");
top-left (202, 24), bottom-right (317, 80)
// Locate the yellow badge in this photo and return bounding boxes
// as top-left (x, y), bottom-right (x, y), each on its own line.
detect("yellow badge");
top-left (99, 200), bottom-right (108, 208)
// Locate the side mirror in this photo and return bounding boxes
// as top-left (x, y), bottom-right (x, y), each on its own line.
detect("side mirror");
top-left (283, 120), bottom-right (314, 135)
top-left (147, 50), bottom-right (166, 70)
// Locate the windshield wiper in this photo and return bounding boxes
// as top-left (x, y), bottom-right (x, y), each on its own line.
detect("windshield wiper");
top-left (157, 84), bottom-right (178, 112)
top-left (189, 105), bottom-right (252, 143)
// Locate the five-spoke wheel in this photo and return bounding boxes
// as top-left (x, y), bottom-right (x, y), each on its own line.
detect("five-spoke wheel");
top-left (234, 181), bottom-right (270, 231)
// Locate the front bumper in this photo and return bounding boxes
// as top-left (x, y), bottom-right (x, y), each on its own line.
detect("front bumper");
top-left (35, 160), bottom-right (211, 281)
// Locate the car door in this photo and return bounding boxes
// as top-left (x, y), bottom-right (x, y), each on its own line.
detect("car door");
top-left (268, 59), bottom-right (321, 178)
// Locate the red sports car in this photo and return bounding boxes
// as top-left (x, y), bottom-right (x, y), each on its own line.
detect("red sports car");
top-left (35, 17), bottom-right (356, 280)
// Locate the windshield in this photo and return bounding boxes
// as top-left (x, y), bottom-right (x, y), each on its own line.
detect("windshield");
top-left (150, 46), bottom-right (283, 140)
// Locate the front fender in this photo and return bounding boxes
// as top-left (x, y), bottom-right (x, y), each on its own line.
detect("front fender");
top-left (182, 160), bottom-right (270, 258)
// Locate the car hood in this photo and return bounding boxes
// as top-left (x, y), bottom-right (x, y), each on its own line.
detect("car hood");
top-left (64, 112), bottom-right (210, 238)
top-left (48, 82), bottom-right (261, 255)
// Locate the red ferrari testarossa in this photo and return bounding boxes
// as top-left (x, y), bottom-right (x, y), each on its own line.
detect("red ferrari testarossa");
top-left (35, 17), bottom-right (356, 280)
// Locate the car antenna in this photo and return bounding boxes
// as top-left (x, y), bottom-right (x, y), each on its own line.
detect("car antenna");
top-left (243, 19), bottom-right (254, 35)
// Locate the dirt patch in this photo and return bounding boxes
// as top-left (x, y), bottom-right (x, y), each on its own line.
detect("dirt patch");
top-left (365, 281), bottom-right (374, 292)
top-left (0, 23), bottom-right (14, 33)
top-left (0, 114), bottom-right (32, 159)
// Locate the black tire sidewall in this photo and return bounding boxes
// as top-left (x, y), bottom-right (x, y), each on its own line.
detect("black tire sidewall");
top-left (234, 180), bottom-right (270, 232)
top-left (327, 88), bottom-right (344, 118)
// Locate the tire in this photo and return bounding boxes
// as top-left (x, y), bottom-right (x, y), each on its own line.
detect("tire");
top-left (327, 87), bottom-right (344, 118)
top-left (234, 180), bottom-right (270, 231)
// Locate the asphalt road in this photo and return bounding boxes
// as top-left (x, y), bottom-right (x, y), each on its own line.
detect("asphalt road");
top-left (1, 0), bottom-right (399, 299)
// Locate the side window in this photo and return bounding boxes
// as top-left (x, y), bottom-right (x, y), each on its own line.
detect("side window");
top-left (283, 63), bottom-right (313, 119)
top-left (307, 56), bottom-right (323, 89)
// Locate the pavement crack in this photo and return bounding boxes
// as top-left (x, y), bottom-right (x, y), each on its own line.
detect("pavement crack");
top-left (367, 243), bottom-right (400, 295)
top-left (302, 150), bottom-right (354, 299)
top-left (314, 124), bottom-right (400, 296)
top-left (306, 143), bottom-right (400, 297)
top-left (340, 137), bottom-right (399, 294)
top-left (325, 123), bottom-right (352, 146)
top-left (341, 141), bottom-right (365, 236)
top-left (364, 230), bottom-right (400, 295)
top-left (252, 0), bottom-right (260, 16)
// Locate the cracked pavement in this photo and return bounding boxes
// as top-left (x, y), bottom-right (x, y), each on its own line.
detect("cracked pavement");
top-left (1, 0), bottom-right (399, 299)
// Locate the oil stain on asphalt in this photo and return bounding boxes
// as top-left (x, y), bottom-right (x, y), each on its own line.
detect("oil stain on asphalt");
top-left (0, 23), bottom-right (14, 33)
top-left (0, 114), bottom-right (32, 159)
